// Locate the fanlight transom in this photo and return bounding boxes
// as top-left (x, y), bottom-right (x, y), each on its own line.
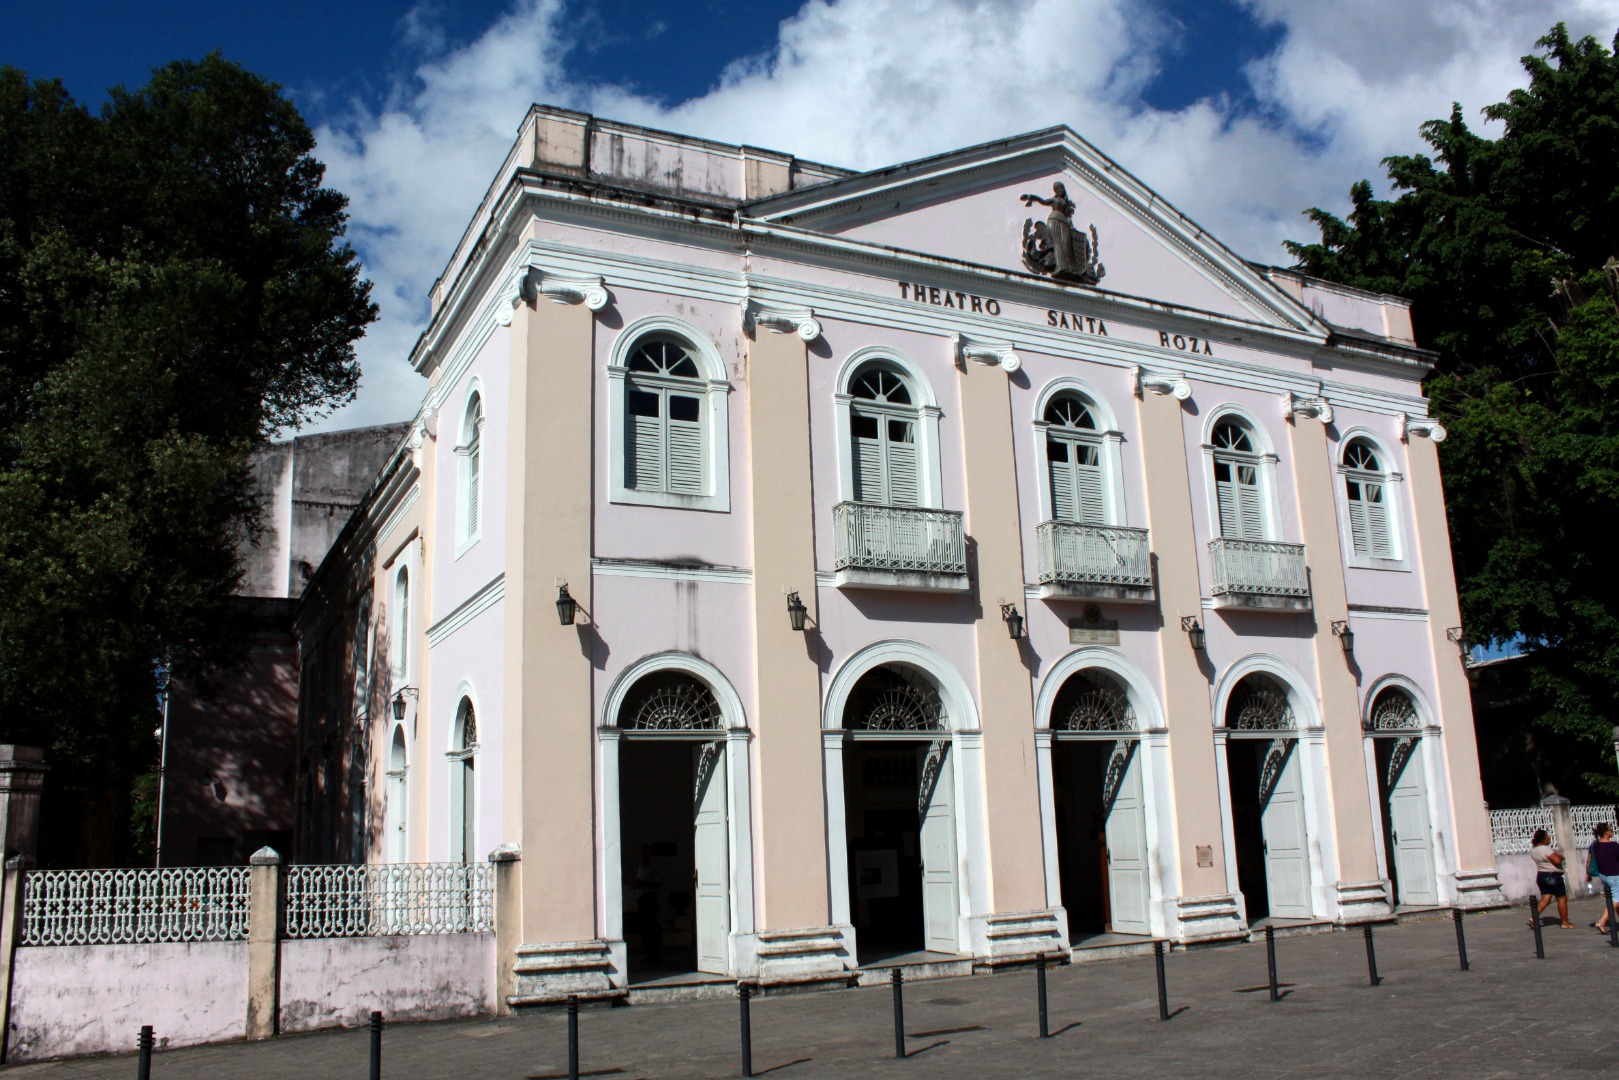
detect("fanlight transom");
top-left (1367, 688), bottom-right (1421, 732)
top-left (846, 665), bottom-right (945, 732)
top-left (1226, 675), bottom-right (1296, 731)
top-left (1051, 670), bottom-right (1136, 732)
top-left (621, 672), bottom-right (724, 730)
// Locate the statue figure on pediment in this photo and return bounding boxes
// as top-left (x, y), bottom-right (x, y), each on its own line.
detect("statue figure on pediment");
top-left (1020, 182), bottom-right (1105, 285)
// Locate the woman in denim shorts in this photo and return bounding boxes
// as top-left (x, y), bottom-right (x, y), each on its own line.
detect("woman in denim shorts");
top-left (1590, 822), bottom-right (1619, 932)
top-left (1529, 829), bottom-right (1574, 929)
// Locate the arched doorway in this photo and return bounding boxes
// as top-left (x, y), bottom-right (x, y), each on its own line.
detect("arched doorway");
top-left (1366, 685), bottom-right (1440, 908)
top-left (838, 663), bottom-right (960, 961)
top-left (1046, 669), bottom-right (1151, 937)
top-left (600, 656), bottom-right (753, 985)
top-left (1220, 674), bottom-right (1312, 921)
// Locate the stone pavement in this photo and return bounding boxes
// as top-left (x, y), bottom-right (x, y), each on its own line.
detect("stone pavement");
top-left (7, 898), bottom-right (1619, 1080)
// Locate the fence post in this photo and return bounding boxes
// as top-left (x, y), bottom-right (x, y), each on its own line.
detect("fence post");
top-left (1542, 795), bottom-right (1579, 900)
top-left (245, 846), bottom-right (282, 1040)
top-left (0, 855), bottom-right (35, 1064)
top-left (489, 843), bottom-right (521, 1017)
top-left (0, 747), bottom-right (48, 867)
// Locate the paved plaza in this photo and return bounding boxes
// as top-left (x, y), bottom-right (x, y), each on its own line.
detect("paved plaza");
top-left (7, 899), bottom-right (1618, 1080)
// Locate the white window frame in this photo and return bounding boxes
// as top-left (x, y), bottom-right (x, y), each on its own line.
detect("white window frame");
top-left (446, 686), bottom-right (480, 864)
top-left (1031, 377), bottom-right (1127, 526)
top-left (606, 315), bottom-right (731, 512)
top-left (386, 724), bottom-right (409, 863)
top-left (391, 566), bottom-right (411, 683)
top-left (1200, 406), bottom-right (1283, 542)
top-left (352, 592), bottom-right (372, 720)
top-left (454, 383), bottom-right (485, 556)
top-left (1334, 428), bottom-right (1409, 570)
top-left (833, 347), bottom-right (944, 507)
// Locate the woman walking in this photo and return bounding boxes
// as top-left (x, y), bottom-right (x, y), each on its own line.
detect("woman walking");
top-left (1529, 829), bottom-right (1576, 929)
top-left (1589, 822), bottom-right (1619, 932)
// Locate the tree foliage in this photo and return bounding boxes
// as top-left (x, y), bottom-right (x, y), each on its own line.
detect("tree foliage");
top-left (0, 56), bottom-right (375, 859)
top-left (1287, 23), bottom-right (1619, 798)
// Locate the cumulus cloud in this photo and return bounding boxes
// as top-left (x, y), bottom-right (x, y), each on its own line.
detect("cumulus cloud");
top-left (307, 0), bottom-right (1615, 431)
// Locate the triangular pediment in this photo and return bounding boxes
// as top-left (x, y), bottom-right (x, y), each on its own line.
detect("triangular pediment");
top-left (746, 128), bottom-right (1324, 336)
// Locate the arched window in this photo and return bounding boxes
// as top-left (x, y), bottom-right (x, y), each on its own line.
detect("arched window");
top-left (1043, 394), bottom-right (1105, 524)
top-left (843, 665), bottom-right (946, 731)
top-left (849, 364), bottom-right (920, 506)
top-left (457, 391), bottom-right (484, 547)
top-left (1366, 687), bottom-right (1421, 733)
top-left (626, 336), bottom-right (707, 497)
top-left (386, 726), bottom-right (408, 862)
top-left (1051, 669), bottom-right (1135, 732)
top-left (1224, 674), bottom-right (1296, 731)
top-left (392, 568), bottom-right (410, 682)
top-left (1342, 438), bottom-right (1394, 558)
top-left (450, 698), bottom-right (478, 863)
top-left (1211, 419), bottom-right (1265, 540)
top-left (352, 593), bottom-right (372, 718)
top-left (619, 672), bottom-right (724, 730)
top-left (608, 322), bottom-right (732, 511)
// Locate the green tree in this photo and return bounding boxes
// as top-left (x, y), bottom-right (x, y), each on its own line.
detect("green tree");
top-left (0, 56), bottom-right (376, 862)
top-left (1287, 23), bottom-right (1619, 798)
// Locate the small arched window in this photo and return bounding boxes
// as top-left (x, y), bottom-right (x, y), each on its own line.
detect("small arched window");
top-left (450, 698), bottom-right (478, 863)
top-left (850, 364), bottom-right (920, 506)
top-left (1211, 419), bottom-right (1264, 540)
top-left (386, 726), bottom-right (408, 862)
top-left (392, 568), bottom-right (410, 682)
top-left (1343, 439), bottom-right (1394, 558)
top-left (457, 392), bottom-right (484, 546)
top-left (625, 337), bottom-right (706, 496)
top-left (1043, 394), bottom-right (1105, 524)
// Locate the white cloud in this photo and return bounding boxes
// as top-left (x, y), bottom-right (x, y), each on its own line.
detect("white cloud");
top-left (306, 0), bottom-right (1615, 432)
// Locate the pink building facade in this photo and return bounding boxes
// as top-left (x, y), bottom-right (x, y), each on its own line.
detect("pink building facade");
top-left (295, 107), bottom-right (1502, 1002)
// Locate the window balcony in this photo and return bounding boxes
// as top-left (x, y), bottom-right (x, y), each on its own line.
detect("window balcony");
top-left (832, 501), bottom-right (969, 593)
top-left (1035, 522), bottom-right (1155, 603)
top-left (1208, 538), bottom-right (1312, 611)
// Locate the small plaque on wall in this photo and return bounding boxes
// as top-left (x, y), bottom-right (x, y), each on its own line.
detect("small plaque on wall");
top-left (1068, 605), bottom-right (1120, 645)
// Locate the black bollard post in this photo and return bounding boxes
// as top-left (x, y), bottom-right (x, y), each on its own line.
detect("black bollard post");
top-left (136, 1025), bottom-right (153, 1080)
top-left (1036, 957), bottom-right (1049, 1039)
top-left (1153, 941), bottom-right (1169, 1021)
top-left (891, 968), bottom-right (906, 1060)
top-left (1530, 904), bottom-right (1544, 959)
top-left (567, 994), bottom-right (580, 1080)
top-left (1362, 924), bottom-right (1382, 986)
top-left (1453, 908), bottom-right (1470, 971)
top-left (1606, 883), bottom-right (1618, 949)
top-left (369, 1011), bottom-right (383, 1080)
top-left (739, 982), bottom-right (753, 1078)
top-left (1264, 925), bottom-right (1279, 1002)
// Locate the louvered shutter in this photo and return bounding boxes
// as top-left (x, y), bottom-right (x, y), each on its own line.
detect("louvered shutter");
top-left (1363, 482), bottom-right (1393, 557)
top-left (853, 413), bottom-right (885, 503)
top-left (667, 397), bottom-right (705, 495)
top-left (1236, 466), bottom-right (1263, 540)
top-left (466, 444), bottom-right (481, 535)
top-left (628, 386), bottom-right (664, 491)
top-left (397, 579), bottom-right (409, 680)
top-left (1215, 463), bottom-right (1240, 538)
top-left (1347, 479), bottom-right (1370, 554)
top-left (1074, 444), bottom-right (1105, 525)
top-left (1048, 441), bottom-right (1075, 521)
top-left (886, 421), bottom-right (920, 507)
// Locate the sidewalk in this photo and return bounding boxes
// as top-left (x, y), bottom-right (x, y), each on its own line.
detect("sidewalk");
top-left (7, 899), bottom-right (1618, 1079)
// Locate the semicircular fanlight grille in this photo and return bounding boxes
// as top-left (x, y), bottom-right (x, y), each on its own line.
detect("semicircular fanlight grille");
top-left (846, 666), bottom-right (945, 732)
top-left (1227, 675), bottom-right (1295, 731)
top-left (1368, 688), bottom-right (1420, 732)
top-left (1052, 670), bottom-right (1135, 732)
top-left (621, 673), bottom-right (723, 730)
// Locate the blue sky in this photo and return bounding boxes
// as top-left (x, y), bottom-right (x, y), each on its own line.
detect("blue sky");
top-left (6, 0), bottom-right (1614, 430)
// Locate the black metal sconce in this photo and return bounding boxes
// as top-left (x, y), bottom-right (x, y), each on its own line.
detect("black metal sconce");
top-left (391, 687), bottom-right (417, 721)
top-left (556, 583), bottom-right (578, 626)
top-left (1331, 619), bottom-right (1355, 656)
top-left (786, 591), bottom-right (808, 632)
top-left (1180, 616), bottom-right (1206, 651)
top-left (1446, 626), bottom-right (1471, 665)
top-left (1000, 603), bottom-right (1025, 640)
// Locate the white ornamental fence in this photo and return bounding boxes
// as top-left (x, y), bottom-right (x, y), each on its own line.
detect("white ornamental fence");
top-left (1490, 804), bottom-right (1617, 856)
top-left (20, 867), bottom-right (250, 947)
top-left (283, 862), bottom-right (494, 938)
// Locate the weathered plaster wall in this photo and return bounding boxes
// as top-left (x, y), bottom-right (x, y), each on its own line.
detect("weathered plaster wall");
top-left (277, 934), bottom-right (493, 1033)
top-left (6, 942), bottom-right (248, 1061)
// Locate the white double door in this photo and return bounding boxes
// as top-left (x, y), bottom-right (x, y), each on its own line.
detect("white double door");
top-left (918, 740), bottom-right (961, 954)
top-left (1258, 739), bottom-right (1312, 920)
top-left (1382, 739), bottom-right (1440, 907)
top-left (691, 743), bottom-right (731, 974)
top-left (1100, 741), bottom-right (1151, 935)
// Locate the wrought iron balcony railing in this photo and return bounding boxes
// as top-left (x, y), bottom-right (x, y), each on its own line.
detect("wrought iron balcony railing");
top-left (1208, 538), bottom-right (1311, 607)
top-left (833, 501), bottom-right (967, 578)
top-left (1036, 522), bottom-right (1152, 590)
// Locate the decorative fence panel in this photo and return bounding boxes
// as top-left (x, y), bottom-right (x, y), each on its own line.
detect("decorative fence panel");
top-left (1488, 805), bottom-right (1619, 855)
top-left (1572, 805), bottom-right (1619, 850)
top-left (20, 867), bottom-right (250, 946)
top-left (284, 862), bottom-right (493, 938)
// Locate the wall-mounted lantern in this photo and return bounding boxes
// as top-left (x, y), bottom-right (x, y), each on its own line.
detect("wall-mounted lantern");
top-left (786, 591), bottom-right (808, 632)
top-left (391, 687), bottom-right (418, 722)
top-left (1180, 616), bottom-right (1206, 652)
top-left (1000, 603), bottom-right (1026, 640)
top-left (1330, 619), bottom-right (1355, 657)
top-left (556, 583), bottom-right (579, 627)
top-left (1446, 626), bottom-right (1471, 665)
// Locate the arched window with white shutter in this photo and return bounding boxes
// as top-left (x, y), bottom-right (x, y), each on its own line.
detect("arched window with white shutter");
top-left (833, 348), bottom-right (944, 508)
top-left (456, 388), bottom-right (485, 550)
top-left (1338, 433), bottom-right (1405, 564)
top-left (1210, 418), bottom-right (1267, 540)
top-left (1043, 394), bottom-right (1106, 524)
top-left (607, 318), bottom-right (732, 512)
top-left (392, 567), bottom-right (410, 682)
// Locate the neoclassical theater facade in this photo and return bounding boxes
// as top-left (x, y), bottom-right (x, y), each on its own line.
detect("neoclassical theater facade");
top-left (294, 106), bottom-right (1504, 1000)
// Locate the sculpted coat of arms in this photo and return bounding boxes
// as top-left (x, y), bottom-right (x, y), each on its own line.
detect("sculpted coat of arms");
top-left (1020, 182), bottom-right (1105, 285)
